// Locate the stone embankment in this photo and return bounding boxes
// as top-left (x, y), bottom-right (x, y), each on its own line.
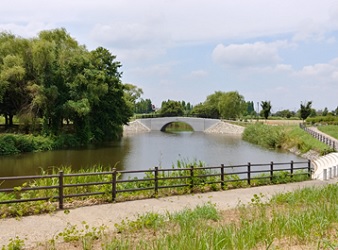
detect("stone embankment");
top-left (123, 120), bottom-right (150, 135)
top-left (204, 121), bottom-right (244, 135)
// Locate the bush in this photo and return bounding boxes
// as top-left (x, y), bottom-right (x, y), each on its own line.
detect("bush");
top-left (0, 134), bottom-right (54, 155)
top-left (242, 123), bottom-right (286, 149)
top-left (306, 115), bottom-right (338, 125)
top-left (0, 134), bottom-right (20, 155)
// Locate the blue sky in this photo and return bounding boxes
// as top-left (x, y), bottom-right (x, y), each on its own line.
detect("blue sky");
top-left (1, 0), bottom-right (338, 112)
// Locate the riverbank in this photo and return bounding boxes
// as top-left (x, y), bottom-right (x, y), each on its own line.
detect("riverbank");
top-left (1, 178), bottom-right (337, 248)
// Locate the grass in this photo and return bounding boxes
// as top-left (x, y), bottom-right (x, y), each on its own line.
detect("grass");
top-left (104, 184), bottom-right (338, 250)
top-left (3, 182), bottom-right (336, 249)
top-left (242, 122), bottom-right (333, 155)
top-left (318, 125), bottom-right (338, 139)
top-left (0, 160), bottom-right (310, 218)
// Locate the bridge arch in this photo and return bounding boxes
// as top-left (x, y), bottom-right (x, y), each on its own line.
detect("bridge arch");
top-left (137, 117), bottom-right (221, 132)
top-left (160, 121), bottom-right (194, 132)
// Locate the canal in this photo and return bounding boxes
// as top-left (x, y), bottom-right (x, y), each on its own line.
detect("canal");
top-left (0, 131), bottom-right (304, 179)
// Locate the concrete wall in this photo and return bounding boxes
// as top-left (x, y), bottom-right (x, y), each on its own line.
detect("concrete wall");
top-left (137, 117), bottom-right (221, 132)
top-left (312, 152), bottom-right (338, 180)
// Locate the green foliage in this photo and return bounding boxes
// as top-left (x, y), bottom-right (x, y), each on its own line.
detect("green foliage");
top-left (318, 125), bottom-right (338, 139)
top-left (273, 109), bottom-right (295, 118)
top-left (243, 123), bottom-right (332, 155)
top-left (300, 101), bottom-right (312, 120)
top-left (0, 134), bottom-right (62, 155)
top-left (1, 236), bottom-right (25, 250)
top-left (159, 99), bottom-right (184, 117)
top-left (242, 123), bottom-right (286, 149)
top-left (0, 28), bottom-right (132, 145)
top-left (115, 212), bottom-right (166, 233)
top-left (287, 126), bottom-right (333, 154)
top-left (191, 91), bottom-right (246, 119)
top-left (106, 184), bottom-right (338, 250)
top-left (260, 100), bottom-right (271, 119)
top-left (306, 115), bottom-right (338, 125)
top-left (135, 98), bottom-right (153, 114)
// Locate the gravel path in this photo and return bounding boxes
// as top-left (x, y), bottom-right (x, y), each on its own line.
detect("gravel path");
top-left (1, 178), bottom-right (337, 248)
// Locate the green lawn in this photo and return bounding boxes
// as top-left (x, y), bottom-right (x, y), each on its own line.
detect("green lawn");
top-left (318, 125), bottom-right (338, 139)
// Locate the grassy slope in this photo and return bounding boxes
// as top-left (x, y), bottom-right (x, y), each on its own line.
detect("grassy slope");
top-left (318, 125), bottom-right (338, 139)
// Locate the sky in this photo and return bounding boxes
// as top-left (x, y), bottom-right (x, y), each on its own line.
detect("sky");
top-left (1, 0), bottom-right (338, 112)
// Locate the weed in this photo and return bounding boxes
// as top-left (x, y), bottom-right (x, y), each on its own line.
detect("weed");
top-left (1, 236), bottom-right (25, 250)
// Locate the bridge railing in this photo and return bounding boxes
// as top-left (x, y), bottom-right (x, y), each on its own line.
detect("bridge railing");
top-left (134, 114), bottom-right (217, 119)
top-left (0, 160), bottom-right (311, 213)
top-left (299, 124), bottom-right (337, 150)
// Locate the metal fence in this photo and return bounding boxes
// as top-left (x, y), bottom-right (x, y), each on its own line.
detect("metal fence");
top-left (0, 160), bottom-right (311, 210)
top-left (300, 124), bottom-right (337, 150)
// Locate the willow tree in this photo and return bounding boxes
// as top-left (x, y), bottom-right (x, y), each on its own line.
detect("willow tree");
top-left (0, 33), bottom-right (29, 127)
top-left (0, 28), bottom-right (133, 143)
top-left (191, 91), bottom-right (246, 119)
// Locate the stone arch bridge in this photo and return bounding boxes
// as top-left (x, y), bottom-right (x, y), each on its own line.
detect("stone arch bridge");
top-left (124, 117), bottom-right (244, 134)
top-left (138, 117), bottom-right (220, 132)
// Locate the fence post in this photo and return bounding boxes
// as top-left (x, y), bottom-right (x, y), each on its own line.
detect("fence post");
top-left (308, 160), bottom-right (311, 178)
top-left (112, 168), bottom-right (117, 202)
top-left (221, 164), bottom-right (225, 190)
top-left (154, 167), bottom-right (158, 196)
top-left (247, 162), bottom-right (251, 186)
top-left (190, 165), bottom-right (194, 191)
top-left (59, 171), bottom-right (64, 210)
top-left (270, 161), bottom-right (273, 182)
top-left (290, 160), bottom-right (294, 179)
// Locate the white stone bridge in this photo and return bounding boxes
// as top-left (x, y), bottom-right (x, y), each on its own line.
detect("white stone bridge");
top-left (137, 117), bottom-right (220, 132)
top-left (124, 117), bottom-right (244, 134)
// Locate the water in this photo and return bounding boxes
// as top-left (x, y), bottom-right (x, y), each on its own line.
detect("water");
top-left (0, 131), bottom-right (303, 180)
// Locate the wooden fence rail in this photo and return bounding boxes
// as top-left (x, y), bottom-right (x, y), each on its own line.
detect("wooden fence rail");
top-left (0, 160), bottom-right (311, 210)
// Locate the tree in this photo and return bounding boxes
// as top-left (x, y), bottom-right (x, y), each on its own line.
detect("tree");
top-left (219, 91), bottom-right (246, 119)
top-left (322, 107), bottom-right (328, 116)
top-left (123, 83), bottom-right (143, 113)
top-left (0, 28), bottom-right (133, 143)
top-left (299, 101), bottom-right (312, 121)
top-left (274, 109), bottom-right (295, 118)
top-left (0, 33), bottom-right (30, 127)
top-left (135, 98), bottom-right (153, 113)
top-left (260, 101), bottom-right (272, 119)
top-left (191, 91), bottom-right (246, 119)
top-left (159, 100), bottom-right (184, 117)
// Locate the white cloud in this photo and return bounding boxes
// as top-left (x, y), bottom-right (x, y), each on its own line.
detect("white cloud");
top-left (90, 20), bottom-right (171, 49)
top-left (297, 58), bottom-right (338, 81)
top-left (0, 22), bottom-right (55, 38)
top-left (188, 70), bottom-right (208, 78)
top-left (212, 41), bottom-right (290, 68)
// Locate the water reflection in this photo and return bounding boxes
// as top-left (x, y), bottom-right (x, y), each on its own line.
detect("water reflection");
top-left (0, 131), bottom-right (303, 179)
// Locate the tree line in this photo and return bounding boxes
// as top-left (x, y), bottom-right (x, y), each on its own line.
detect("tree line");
top-left (1, 28), bottom-right (337, 146)
top-left (0, 28), bottom-right (132, 143)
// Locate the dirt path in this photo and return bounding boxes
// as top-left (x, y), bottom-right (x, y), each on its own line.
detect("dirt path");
top-left (1, 178), bottom-right (337, 248)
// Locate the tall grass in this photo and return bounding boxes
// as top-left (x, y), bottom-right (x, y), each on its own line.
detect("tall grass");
top-left (104, 184), bottom-right (338, 250)
top-left (0, 159), bottom-right (309, 218)
top-left (243, 123), bottom-right (332, 155)
top-left (318, 125), bottom-right (338, 139)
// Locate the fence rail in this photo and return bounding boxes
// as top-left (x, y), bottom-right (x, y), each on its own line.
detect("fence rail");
top-left (0, 160), bottom-right (311, 210)
top-left (300, 124), bottom-right (337, 150)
